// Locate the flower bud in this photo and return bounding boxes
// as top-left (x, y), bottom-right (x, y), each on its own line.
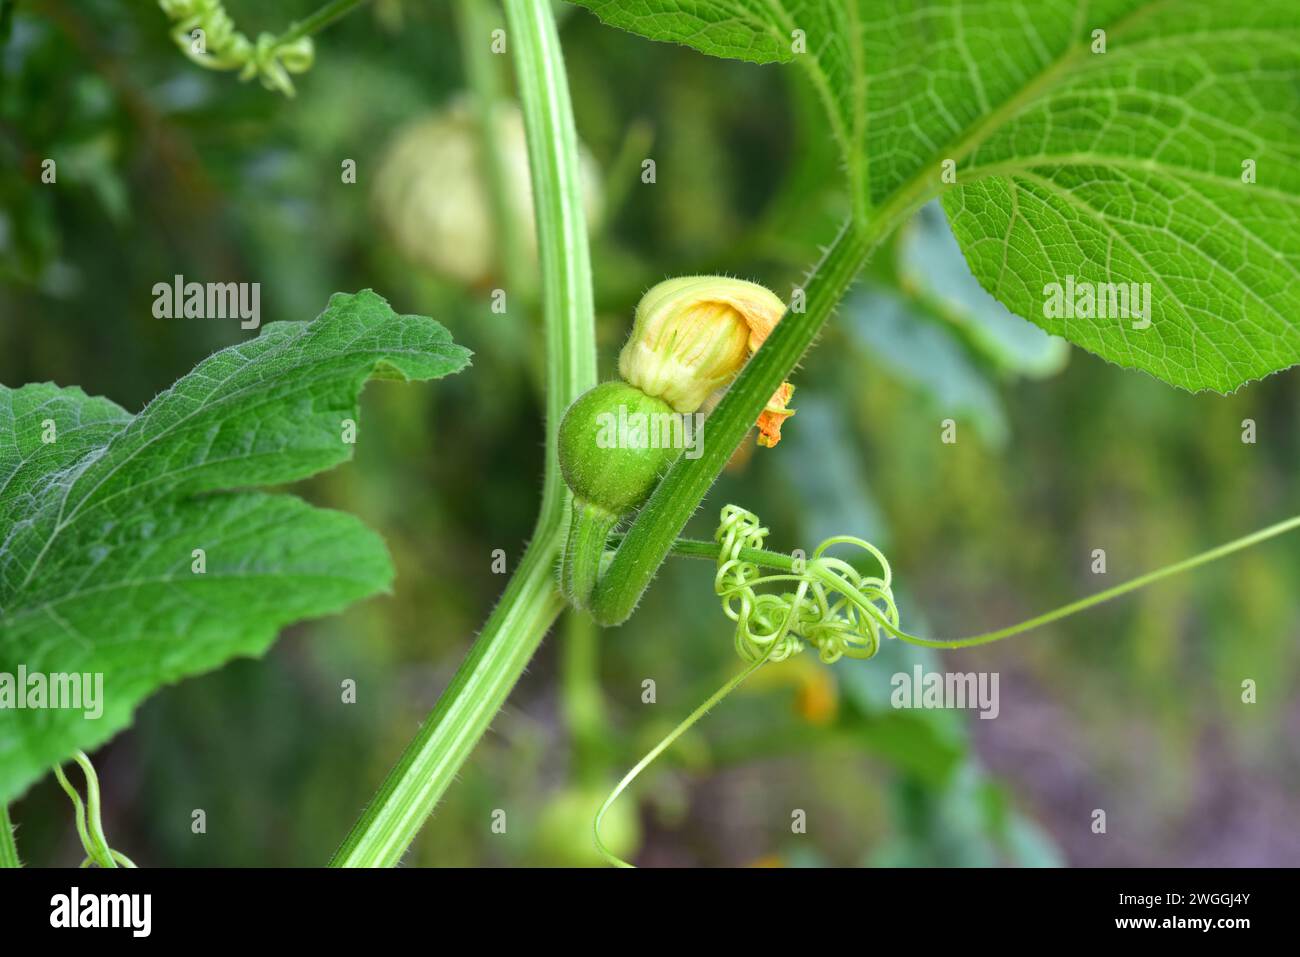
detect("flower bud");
top-left (619, 276), bottom-right (796, 444)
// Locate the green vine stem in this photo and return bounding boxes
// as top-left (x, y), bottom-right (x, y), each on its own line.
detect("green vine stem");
top-left (583, 26), bottom-right (1180, 624)
top-left (337, 1), bottom-right (935, 863)
top-left (331, 0), bottom-right (596, 867)
top-left (330, 541), bottom-right (566, 866)
top-left (589, 219), bottom-right (887, 625)
top-left (0, 804), bottom-right (19, 868)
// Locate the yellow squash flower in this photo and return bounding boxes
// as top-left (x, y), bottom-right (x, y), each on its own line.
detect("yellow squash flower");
top-left (619, 276), bottom-right (796, 445)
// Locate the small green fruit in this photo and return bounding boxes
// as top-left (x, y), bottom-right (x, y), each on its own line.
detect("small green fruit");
top-left (558, 381), bottom-right (682, 517)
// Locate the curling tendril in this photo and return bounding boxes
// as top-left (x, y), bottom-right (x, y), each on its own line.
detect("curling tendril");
top-left (159, 0), bottom-right (316, 97)
top-left (53, 751), bottom-right (136, 869)
top-left (715, 504), bottom-right (899, 665)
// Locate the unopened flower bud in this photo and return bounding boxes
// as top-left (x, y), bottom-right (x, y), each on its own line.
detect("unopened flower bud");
top-left (619, 276), bottom-right (796, 445)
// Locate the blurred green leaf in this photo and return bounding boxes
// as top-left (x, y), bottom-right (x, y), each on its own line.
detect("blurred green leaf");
top-left (777, 395), bottom-right (886, 545)
top-left (897, 202), bottom-right (1069, 380)
top-left (843, 286), bottom-right (1010, 446)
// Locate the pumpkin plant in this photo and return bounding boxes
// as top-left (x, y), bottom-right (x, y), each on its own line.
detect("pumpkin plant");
top-left (2, 0), bottom-right (1298, 867)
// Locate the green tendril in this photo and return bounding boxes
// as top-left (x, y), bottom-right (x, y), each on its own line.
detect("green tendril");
top-left (158, 0), bottom-right (319, 97)
top-left (53, 752), bottom-right (136, 869)
top-left (709, 508), bottom-right (1300, 653)
top-left (714, 504), bottom-right (899, 664)
top-left (594, 648), bottom-right (773, 868)
top-left (596, 505), bottom-right (1300, 866)
top-left (594, 506), bottom-right (895, 865)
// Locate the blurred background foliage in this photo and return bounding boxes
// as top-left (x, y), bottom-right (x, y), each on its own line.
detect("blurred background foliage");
top-left (3, 0), bottom-right (1298, 867)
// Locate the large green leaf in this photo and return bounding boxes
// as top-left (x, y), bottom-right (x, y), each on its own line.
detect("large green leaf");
top-left (0, 290), bottom-right (470, 803)
top-left (571, 0), bottom-right (1300, 392)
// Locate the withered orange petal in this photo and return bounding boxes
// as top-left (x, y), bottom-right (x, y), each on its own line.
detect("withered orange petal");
top-left (756, 382), bottom-right (795, 448)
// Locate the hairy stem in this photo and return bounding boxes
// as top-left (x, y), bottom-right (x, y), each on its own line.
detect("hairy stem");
top-left (510, 0), bottom-right (599, 535)
top-left (330, 535), bottom-right (566, 867)
top-left (0, 804), bottom-right (19, 868)
top-left (332, 0), bottom-right (596, 867)
top-left (650, 535), bottom-right (799, 571)
top-left (589, 214), bottom-right (897, 624)
top-left (561, 499), bottom-right (617, 608)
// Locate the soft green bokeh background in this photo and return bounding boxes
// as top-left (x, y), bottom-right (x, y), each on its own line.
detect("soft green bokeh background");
top-left (3, 0), bottom-right (1298, 867)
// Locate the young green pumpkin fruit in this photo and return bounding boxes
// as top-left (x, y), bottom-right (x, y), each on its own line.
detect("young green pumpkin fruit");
top-left (559, 382), bottom-right (681, 605)
top-left (559, 381), bottom-right (681, 517)
top-left (558, 276), bottom-right (790, 609)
